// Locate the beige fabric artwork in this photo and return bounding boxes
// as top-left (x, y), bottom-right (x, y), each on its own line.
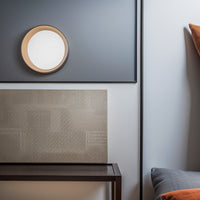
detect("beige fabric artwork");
top-left (0, 90), bottom-right (107, 163)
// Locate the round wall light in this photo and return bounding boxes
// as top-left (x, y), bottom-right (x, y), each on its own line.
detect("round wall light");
top-left (21, 25), bottom-right (68, 74)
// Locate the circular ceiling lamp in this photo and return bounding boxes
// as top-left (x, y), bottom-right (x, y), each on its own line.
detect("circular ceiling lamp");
top-left (21, 25), bottom-right (68, 74)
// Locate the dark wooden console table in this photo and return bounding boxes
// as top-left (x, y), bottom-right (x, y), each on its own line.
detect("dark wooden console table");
top-left (0, 163), bottom-right (122, 200)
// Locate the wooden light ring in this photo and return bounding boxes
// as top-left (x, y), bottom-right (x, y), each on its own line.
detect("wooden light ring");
top-left (21, 25), bottom-right (68, 74)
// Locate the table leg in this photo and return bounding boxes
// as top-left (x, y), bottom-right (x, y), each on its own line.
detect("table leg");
top-left (115, 177), bottom-right (121, 200)
top-left (112, 181), bottom-right (115, 200)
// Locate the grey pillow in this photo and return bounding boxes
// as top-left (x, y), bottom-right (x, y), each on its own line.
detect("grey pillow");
top-left (151, 168), bottom-right (200, 200)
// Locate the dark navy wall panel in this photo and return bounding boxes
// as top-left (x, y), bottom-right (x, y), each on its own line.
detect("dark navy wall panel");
top-left (0, 0), bottom-right (137, 82)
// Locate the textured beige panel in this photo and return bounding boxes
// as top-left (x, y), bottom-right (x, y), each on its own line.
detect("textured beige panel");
top-left (0, 90), bottom-right (107, 163)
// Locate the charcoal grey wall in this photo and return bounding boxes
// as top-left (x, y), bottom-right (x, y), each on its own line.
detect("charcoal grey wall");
top-left (143, 0), bottom-right (200, 200)
top-left (0, 0), bottom-right (136, 82)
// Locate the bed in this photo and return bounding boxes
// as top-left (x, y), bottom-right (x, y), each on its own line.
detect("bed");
top-left (151, 168), bottom-right (200, 200)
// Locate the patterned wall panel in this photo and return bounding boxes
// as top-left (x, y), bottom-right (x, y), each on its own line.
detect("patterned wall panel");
top-left (0, 90), bottom-right (107, 163)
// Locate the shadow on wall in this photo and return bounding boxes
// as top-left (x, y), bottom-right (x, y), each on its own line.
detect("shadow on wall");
top-left (143, 172), bottom-right (154, 200)
top-left (184, 28), bottom-right (200, 170)
top-left (127, 182), bottom-right (139, 200)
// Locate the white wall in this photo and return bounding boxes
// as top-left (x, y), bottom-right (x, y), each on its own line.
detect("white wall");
top-left (0, 83), bottom-right (140, 200)
top-left (143, 0), bottom-right (200, 200)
